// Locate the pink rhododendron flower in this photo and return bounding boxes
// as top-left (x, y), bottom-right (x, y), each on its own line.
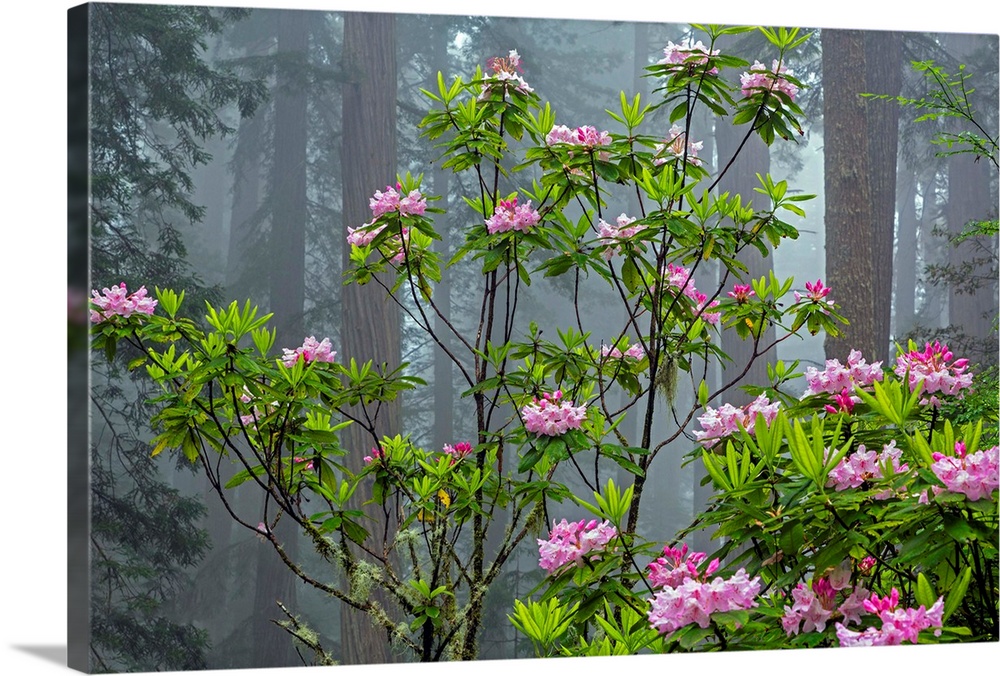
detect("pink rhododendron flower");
top-left (347, 220), bottom-right (387, 247)
top-left (647, 568), bottom-right (760, 636)
top-left (601, 341), bottom-right (647, 361)
top-left (364, 446), bottom-right (387, 465)
top-left (90, 283), bottom-right (158, 322)
top-left (657, 262), bottom-right (721, 325)
top-left (727, 284), bottom-right (755, 303)
top-left (740, 59), bottom-right (799, 100)
top-left (694, 394), bottom-right (781, 448)
top-left (537, 518), bottom-right (617, 574)
top-left (929, 444), bottom-right (999, 502)
top-left (803, 349), bottom-right (883, 398)
top-left (442, 441), bottom-right (474, 461)
top-left (835, 592), bottom-right (943, 647)
top-left (545, 124), bottom-right (612, 149)
top-left (654, 124), bottom-right (704, 167)
top-left (597, 213), bottom-right (644, 260)
top-left (782, 582), bottom-right (834, 636)
top-left (894, 341), bottom-right (972, 406)
top-left (657, 39), bottom-right (720, 74)
top-left (281, 336), bottom-right (336, 368)
top-left (484, 49), bottom-right (533, 94)
top-left (794, 278), bottom-right (833, 306)
top-left (647, 543), bottom-right (719, 589)
top-left (521, 390), bottom-right (587, 437)
top-left (826, 440), bottom-right (908, 498)
top-left (485, 197), bottom-right (540, 234)
top-left (368, 183), bottom-right (426, 219)
top-left (293, 456), bottom-right (315, 470)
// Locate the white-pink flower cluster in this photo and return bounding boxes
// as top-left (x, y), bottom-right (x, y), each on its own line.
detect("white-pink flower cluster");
top-left (740, 59), bottom-right (799, 100)
top-left (601, 342), bottom-right (646, 361)
top-left (929, 442), bottom-right (999, 502)
top-left (484, 50), bottom-right (533, 94)
top-left (90, 283), bottom-right (158, 323)
top-left (660, 263), bottom-right (721, 325)
top-left (647, 566), bottom-right (760, 636)
top-left (654, 124), bottom-right (704, 167)
top-left (894, 341), bottom-right (973, 406)
top-left (597, 213), bottom-right (644, 260)
top-left (546, 124), bottom-right (612, 149)
top-left (521, 390), bottom-right (587, 437)
top-left (834, 589), bottom-right (943, 647)
top-left (694, 394), bottom-right (781, 448)
top-left (281, 336), bottom-right (336, 368)
top-left (485, 197), bottom-right (540, 234)
top-left (657, 39), bottom-right (720, 74)
top-left (803, 349), bottom-right (883, 397)
top-left (369, 184), bottom-right (427, 219)
top-left (826, 440), bottom-right (908, 498)
top-left (537, 518), bottom-right (617, 575)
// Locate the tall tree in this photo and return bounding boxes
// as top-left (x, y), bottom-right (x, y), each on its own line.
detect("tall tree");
top-left (248, 8), bottom-right (310, 668)
top-left (864, 31), bottom-right (903, 364)
top-left (78, 4), bottom-right (264, 671)
top-left (822, 29), bottom-right (877, 360)
top-left (339, 11), bottom-right (401, 665)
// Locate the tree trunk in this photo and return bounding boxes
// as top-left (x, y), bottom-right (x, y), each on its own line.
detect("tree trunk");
top-left (251, 9), bottom-right (309, 667)
top-left (823, 29), bottom-right (877, 360)
top-left (893, 166), bottom-right (919, 340)
top-left (339, 11), bottom-right (400, 666)
top-left (864, 31), bottom-right (902, 364)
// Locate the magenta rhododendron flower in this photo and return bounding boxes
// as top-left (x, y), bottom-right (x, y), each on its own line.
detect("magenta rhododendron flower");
top-left (740, 59), bottom-right (799, 100)
top-left (657, 39), bottom-right (720, 74)
top-left (597, 213), bottom-right (644, 260)
top-left (929, 443), bottom-right (999, 502)
top-left (826, 440), bottom-right (908, 498)
top-left (647, 567), bottom-right (760, 636)
top-left (281, 336), bottom-right (336, 368)
top-left (293, 456), bottom-right (315, 470)
top-left (794, 278), bottom-right (833, 306)
top-left (727, 284), bottom-right (754, 303)
top-left (521, 390), bottom-right (587, 437)
top-left (442, 441), bottom-right (474, 461)
top-left (90, 283), bottom-right (158, 322)
top-left (654, 125), bottom-right (704, 167)
top-left (537, 518), bottom-right (617, 574)
top-left (894, 341), bottom-right (972, 406)
top-left (364, 445), bottom-right (387, 465)
top-left (485, 197), bottom-right (540, 234)
top-left (694, 394), bottom-right (780, 448)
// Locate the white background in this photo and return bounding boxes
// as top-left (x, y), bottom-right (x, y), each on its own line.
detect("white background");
top-left (2, 1), bottom-right (997, 674)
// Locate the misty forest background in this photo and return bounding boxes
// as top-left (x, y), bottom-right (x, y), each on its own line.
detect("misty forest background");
top-left (68, 4), bottom-right (998, 672)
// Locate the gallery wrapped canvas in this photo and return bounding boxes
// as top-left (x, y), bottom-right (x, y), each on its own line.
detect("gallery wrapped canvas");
top-left (67, 1), bottom-right (998, 673)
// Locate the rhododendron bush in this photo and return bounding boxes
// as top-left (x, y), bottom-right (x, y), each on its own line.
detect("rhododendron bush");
top-left (90, 23), bottom-right (997, 663)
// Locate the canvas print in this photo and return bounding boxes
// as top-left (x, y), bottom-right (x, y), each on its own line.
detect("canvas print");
top-left (68, 2), bottom-right (999, 672)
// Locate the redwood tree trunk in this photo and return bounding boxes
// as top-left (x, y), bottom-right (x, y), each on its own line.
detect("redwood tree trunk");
top-left (251, 9), bottom-right (308, 668)
top-left (339, 11), bottom-right (400, 666)
top-left (864, 31), bottom-right (902, 364)
top-left (823, 29), bottom-right (877, 360)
